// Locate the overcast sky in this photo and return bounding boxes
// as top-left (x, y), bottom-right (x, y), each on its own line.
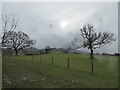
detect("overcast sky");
top-left (2, 2), bottom-right (118, 53)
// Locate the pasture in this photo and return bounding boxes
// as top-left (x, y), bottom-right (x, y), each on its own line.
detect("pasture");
top-left (2, 53), bottom-right (118, 88)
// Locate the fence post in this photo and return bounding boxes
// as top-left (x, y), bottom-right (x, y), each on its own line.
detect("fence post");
top-left (52, 55), bottom-right (53, 64)
top-left (68, 57), bottom-right (69, 68)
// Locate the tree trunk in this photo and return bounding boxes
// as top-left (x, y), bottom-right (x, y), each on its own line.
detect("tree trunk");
top-left (90, 48), bottom-right (94, 59)
top-left (91, 59), bottom-right (94, 72)
top-left (90, 47), bottom-right (94, 72)
top-left (15, 50), bottom-right (18, 55)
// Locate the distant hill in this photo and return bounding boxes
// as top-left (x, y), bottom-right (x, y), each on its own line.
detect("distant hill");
top-left (69, 49), bottom-right (89, 54)
top-left (22, 47), bottom-right (89, 55)
top-left (23, 47), bottom-right (40, 53)
top-left (52, 48), bottom-right (89, 54)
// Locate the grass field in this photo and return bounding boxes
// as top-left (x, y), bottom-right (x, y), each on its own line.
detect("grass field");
top-left (2, 53), bottom-right (118, 88)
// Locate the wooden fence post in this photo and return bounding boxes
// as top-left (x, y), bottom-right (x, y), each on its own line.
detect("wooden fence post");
top-left (68, 58), bottom-right (69, 68)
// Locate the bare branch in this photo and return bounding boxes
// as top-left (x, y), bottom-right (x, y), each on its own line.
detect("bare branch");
top-left (2, 13), bottom-right (20, 45)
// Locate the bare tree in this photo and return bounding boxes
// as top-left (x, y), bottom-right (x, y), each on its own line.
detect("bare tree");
top-left (70, 24), bottom-right (116, 72)
top-left (6, 31), bottom-right (36, 55)
top-left (68, 37), bottom-right (82, 50)
top-left (80, 24), bottom-right (116, 59)
top-left (70, 24), bottom-right (116, 58)
top-left (2, 13), bottom-right (19, 46)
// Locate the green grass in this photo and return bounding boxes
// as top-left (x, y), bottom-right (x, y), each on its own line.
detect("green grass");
top-left (2, 53), bottom-right (118, 88)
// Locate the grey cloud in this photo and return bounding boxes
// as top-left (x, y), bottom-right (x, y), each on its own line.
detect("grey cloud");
top-left (2, 2), bottom-right (118, 53)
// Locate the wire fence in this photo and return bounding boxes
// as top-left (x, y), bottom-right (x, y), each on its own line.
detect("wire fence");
top-left (10, 54), bottom-right (118, 74)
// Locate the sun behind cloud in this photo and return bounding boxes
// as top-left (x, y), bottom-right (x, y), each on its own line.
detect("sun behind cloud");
top-left (59, 20), bottom-right (69, 29)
